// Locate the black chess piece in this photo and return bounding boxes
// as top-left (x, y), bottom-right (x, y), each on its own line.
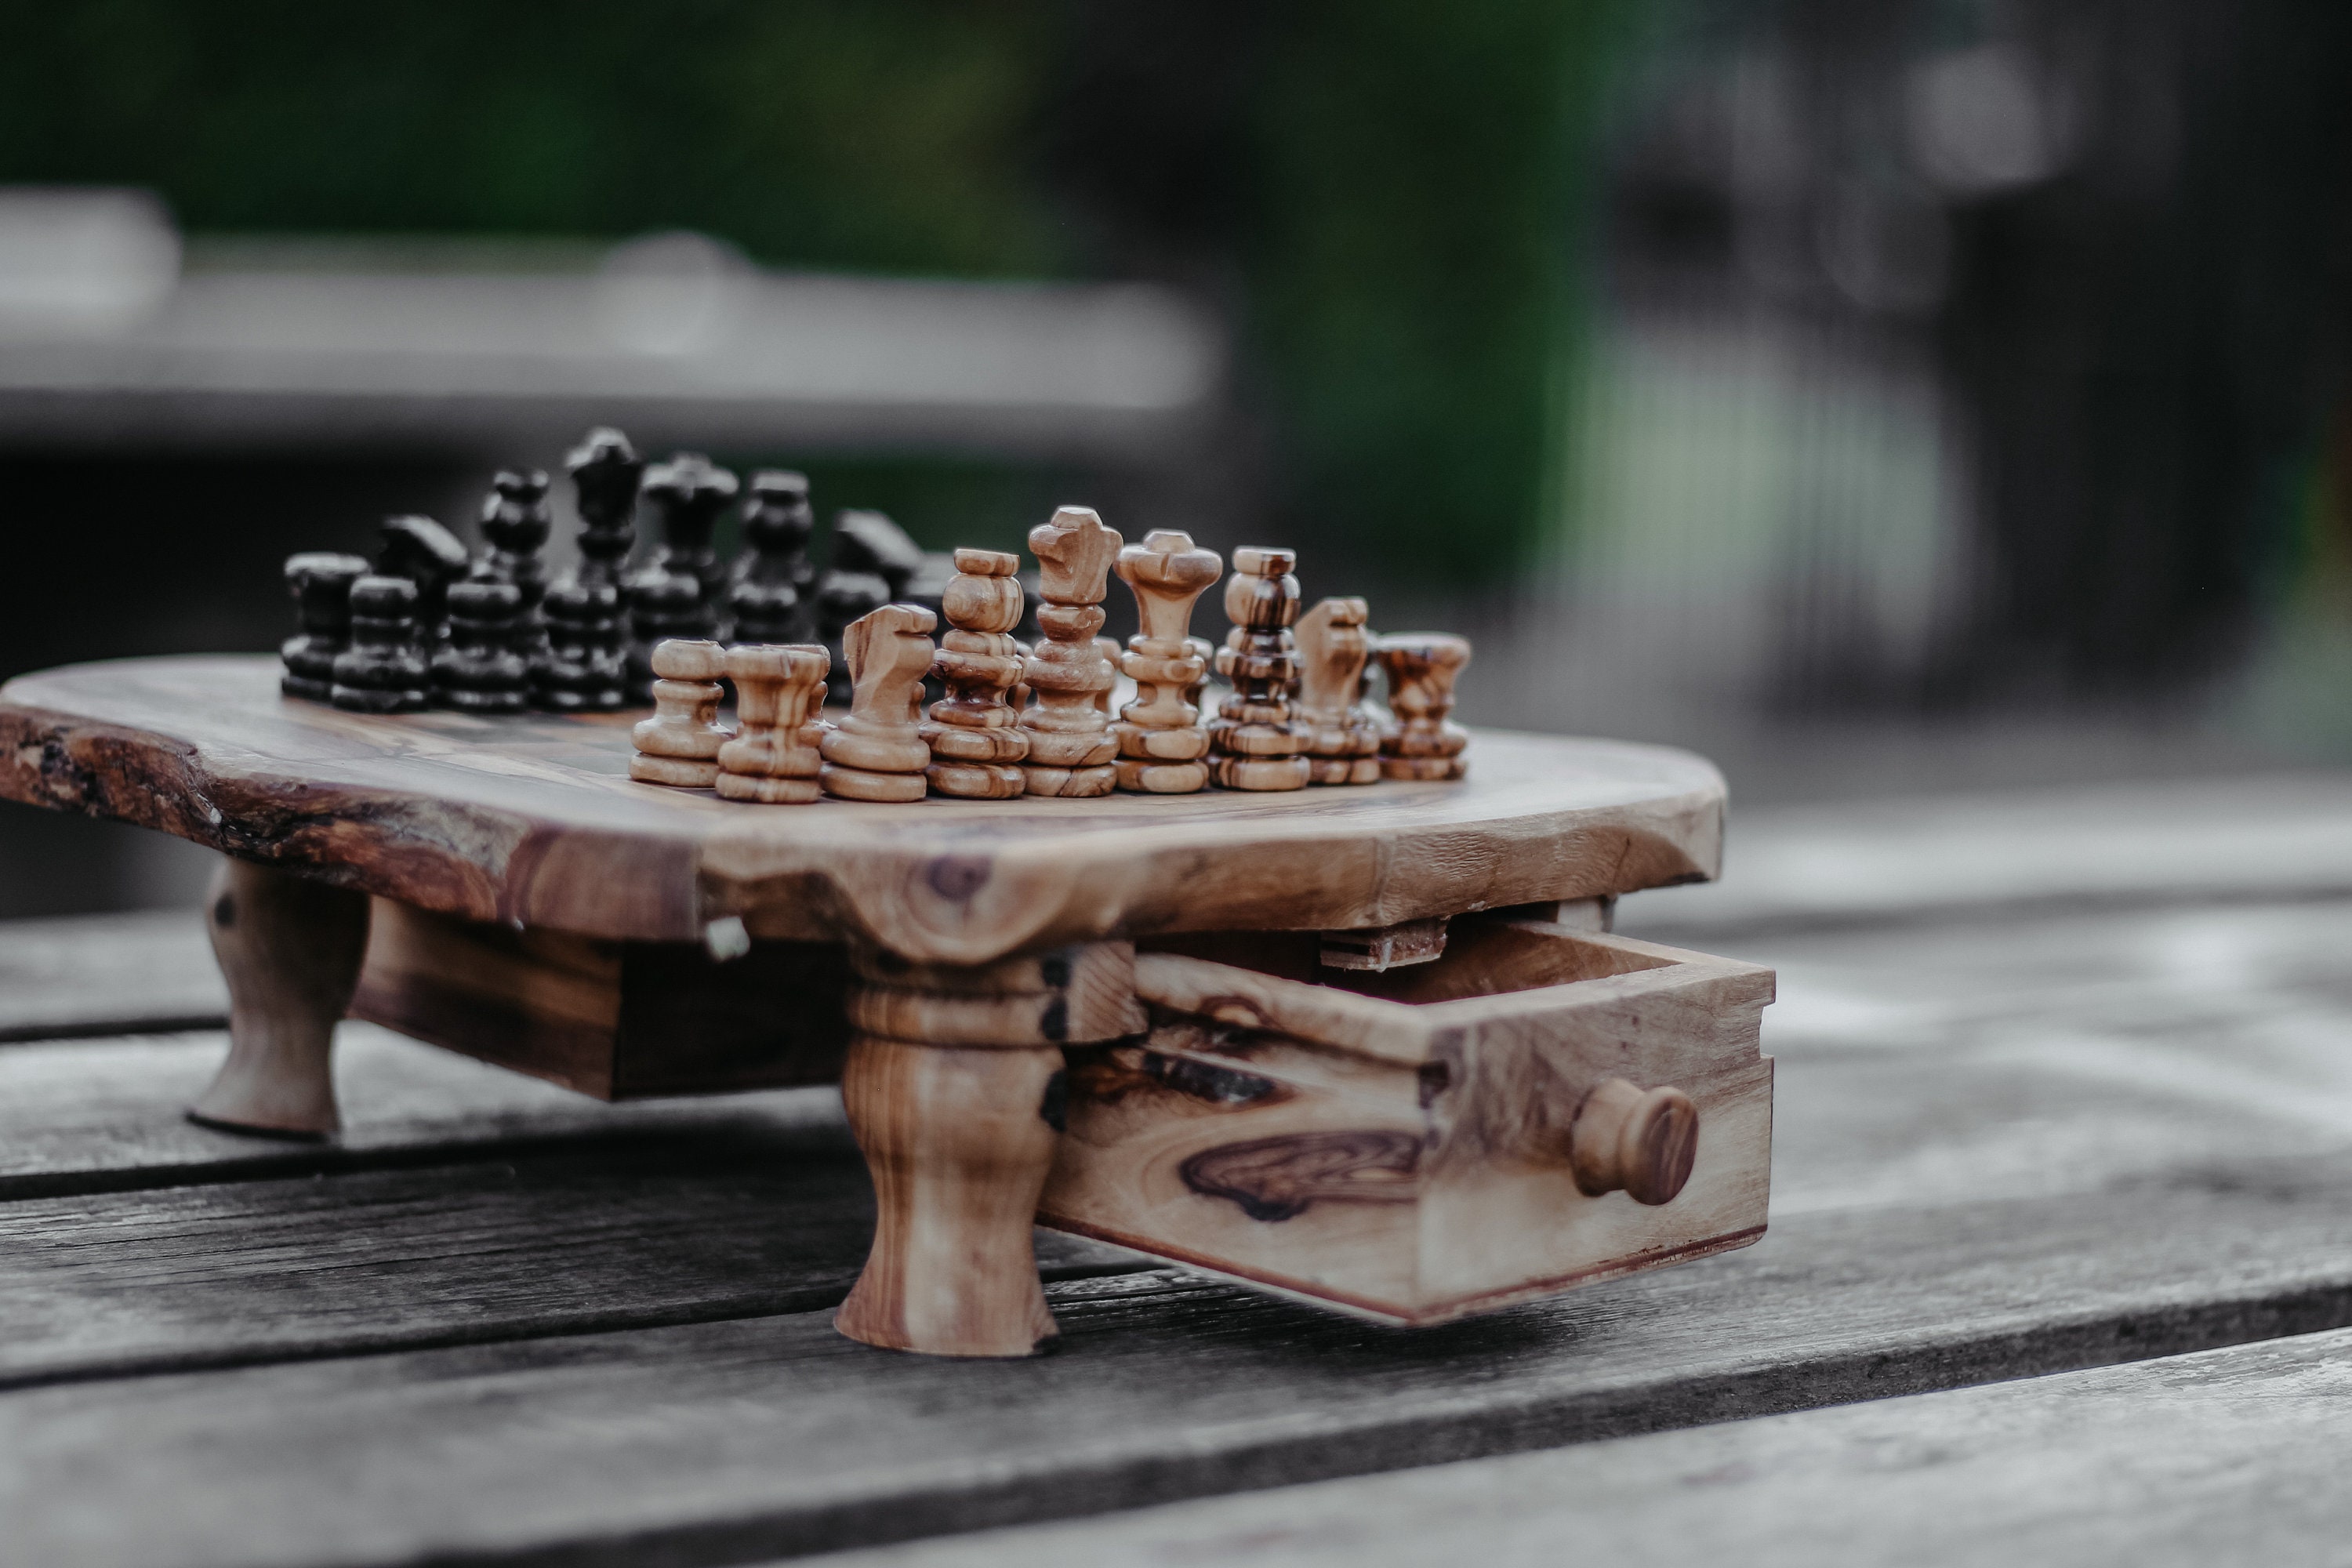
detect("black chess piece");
top-left (331, 575), bottom-right (430, 713)
top-left (624, 571), bottom-right (706, 704)
top-left (829, 508), bottom-right (925, 599)
top-left (475, 470), bottom-right (551, 604)
top-left (542, 426), bottom-right (644, 713)
top-left (814, 569), bottom-right (891, 706)
top-left (431, 580), bottom-right (529, 714)
top-left (535, 578), bottom-right (627, 711)
top-left (376, 516), bottom-right (470, 642)
top-left (473, 469), bottom-right (554, 691)
top-left (568, 427), bottom-right (644, 590)
top-left (728, 469), bottom-right (817, 644)
top-left (633, 452), bottom-right (738, 640)
top-left (280, 552), bottom-right (370, 702)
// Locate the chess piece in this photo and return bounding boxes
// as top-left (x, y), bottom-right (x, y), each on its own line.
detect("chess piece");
top-left (1208, 547), bottom-right (1312, 791)
top-left (623, 572), bottom-right (706, 704)
top-left (1018, 506), bottom-right (1123, 797)
top-left (535, 428), bottom-right (641, 713)
top-left (634, 452), bottom-right (739, 637)
top-left (830, 508), bottom-right (927, 599)
top-left (1109, 530), bottom-right (1221, 793)
top-left (473, 470), bottom-right (553, 675)
top-left (820, 604), bottom-right (938, 803)
top-left (430, 580), bottom-right (529, 714)
top-left (375, 515), bottom-right (469, 641)
top-left (1295, 597), bottom-right (1383, 785)
top-left (534, 579), bottom-right (626, 711)
top-left (716, 644), bottom-right (829, 804)
top-left (921, 549), bottom-right (1029, 799)
top-left (1183, 635), bottom-right (1214, 713)
top-left (630, 639), bottom-right (731, 787)
top-left (279, 553), bottom-right (370, 702)
top-left (1376, 633), bottom-right (1472, 780)
top-left (815, 570), bottom-right (891, 707)
top-left (568, 427), bottom-right (644, 590)
top-left (329, 575), bottom-right (430, 713)
top-left (728, 470), bottom-right (818, 645)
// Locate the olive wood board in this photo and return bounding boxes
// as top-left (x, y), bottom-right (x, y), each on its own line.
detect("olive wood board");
top-left (0, 655), bottom-right (1725, 961)
top-left (809, 1327), bottom-right (2352, 1568)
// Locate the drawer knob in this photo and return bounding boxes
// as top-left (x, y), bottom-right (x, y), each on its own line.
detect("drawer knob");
top-left (1570, 1078), bottom-right (1698, 1205)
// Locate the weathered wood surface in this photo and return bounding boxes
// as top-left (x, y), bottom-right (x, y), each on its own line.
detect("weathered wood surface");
top-left (0, 1025), bottom-right (848, 1199)
top-left (0, 655), bottom-right (1726, 960)
top-left (6, 775), bottom-right (2352, 1566)
top-left (0, 910), bottom-right (225, 1040)
top-left (0, 1135), bottom-right (1138, 1389)
top-left (8, 1160), bottom-right (2352, 1567)
top-left (814, 1327), bottom-right (2352, 1568)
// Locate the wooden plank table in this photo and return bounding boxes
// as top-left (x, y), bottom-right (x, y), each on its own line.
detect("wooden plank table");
top-left (5, 771), bottom-right (2352, 1565)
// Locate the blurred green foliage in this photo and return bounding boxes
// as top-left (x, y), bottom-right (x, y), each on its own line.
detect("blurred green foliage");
top-left (0, 0), bottom-right (1626, 583)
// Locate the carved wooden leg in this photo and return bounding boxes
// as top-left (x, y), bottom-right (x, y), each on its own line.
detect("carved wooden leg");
top-left (835, 942), bottom-right (1145, 1357)
top-left (190, 857), bottom-right (370, 1139)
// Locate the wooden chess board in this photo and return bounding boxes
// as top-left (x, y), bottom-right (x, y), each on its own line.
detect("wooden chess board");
top-left (0, 652), bottom-right (1764, 1357)
top-left (0, 655), bottom-right (1728, 963)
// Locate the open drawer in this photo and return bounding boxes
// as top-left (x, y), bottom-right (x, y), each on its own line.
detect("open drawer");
top-left (1038, 918), bottom-right (1775, 1325)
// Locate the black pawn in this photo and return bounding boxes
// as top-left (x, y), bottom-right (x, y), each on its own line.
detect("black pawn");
top-left (829, 508), bottom-right (925, 599)
top-left (568, 427), bottom-right (644, 590)
top-left (476, 468), bottom-right (551, 601)
top-left (432, 580), bottom-right (529, 714)
top-left (376, 515), bottom-right (470, 644)
top-left (729, 470), bottom-right (817, 644)
top-left (814, 569), bottom-right (891, 707)
top-left (634, 452), bottom-right (739, 639)
top-left (546, 426), bottom-right (644, 714)
top-left (280, 552), bottom-right (370, 702)
top-left (535, 579), bottom-right (626, 712)
top-left (624, 572), bottom-right (706, 704)
top-left (331, 575), bottom-right (430, 713)
top-left (473, 469), bottom-right (554, 693)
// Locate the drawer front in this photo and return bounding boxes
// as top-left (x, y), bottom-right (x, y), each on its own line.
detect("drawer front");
top-left (1039, 918), bottom-right (1773, 1324)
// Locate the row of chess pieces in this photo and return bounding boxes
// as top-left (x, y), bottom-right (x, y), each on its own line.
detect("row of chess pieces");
top-left (627, 505), bottom-right (1471, 802)
top-left (278, 426), bottom-right (951, 717)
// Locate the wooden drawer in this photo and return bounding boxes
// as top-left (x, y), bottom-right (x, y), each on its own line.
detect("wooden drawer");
top-left (350, 899), bottom-right (851, 1100)
top-left (1038, 918), bottom-right (1774, 1325)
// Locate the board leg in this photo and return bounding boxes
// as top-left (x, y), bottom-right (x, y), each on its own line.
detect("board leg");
top-left (190, 857), bottom-right (370, 1139)
top-left (834, 942), bottom-right (1144, 1357)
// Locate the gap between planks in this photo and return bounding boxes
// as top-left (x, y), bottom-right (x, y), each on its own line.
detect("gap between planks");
top-left (796, 1323), bottom-right (2352, 1568)
top-left (6, 1153), bottom-right (2352, 1567)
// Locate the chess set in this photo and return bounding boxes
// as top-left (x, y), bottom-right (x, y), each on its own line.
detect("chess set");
top-left (278, 427), bottom-right (1472, 808)
top-left (0, 425), bottom-right (1773, 1361)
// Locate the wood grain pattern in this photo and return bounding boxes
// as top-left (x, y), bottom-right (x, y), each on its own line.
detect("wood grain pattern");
top-left (0, 1135), bottom-right (1141, 1390)
top-left (818, 1328), bottom-right (2352, 1568)
top-left (188, 858), bottom-right (368, 1138)
top-left (835, 940), bottom-right (1144, 1356)
top-left (0, 1025), bottom-right (861, 1201)
top-left (833, 1038), bottom-right (1067, 1356)
top-left (0, 910), bottom-right (227, 1042)
top-left (0, 656), bottom-right (1726, 962)
top-left (12, 1157), bottom-right (2352, 1568)
top-left (1039, 918), bottom-right (1773, 1323)
top-left (350, 898), bottom-right (851, 1100)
